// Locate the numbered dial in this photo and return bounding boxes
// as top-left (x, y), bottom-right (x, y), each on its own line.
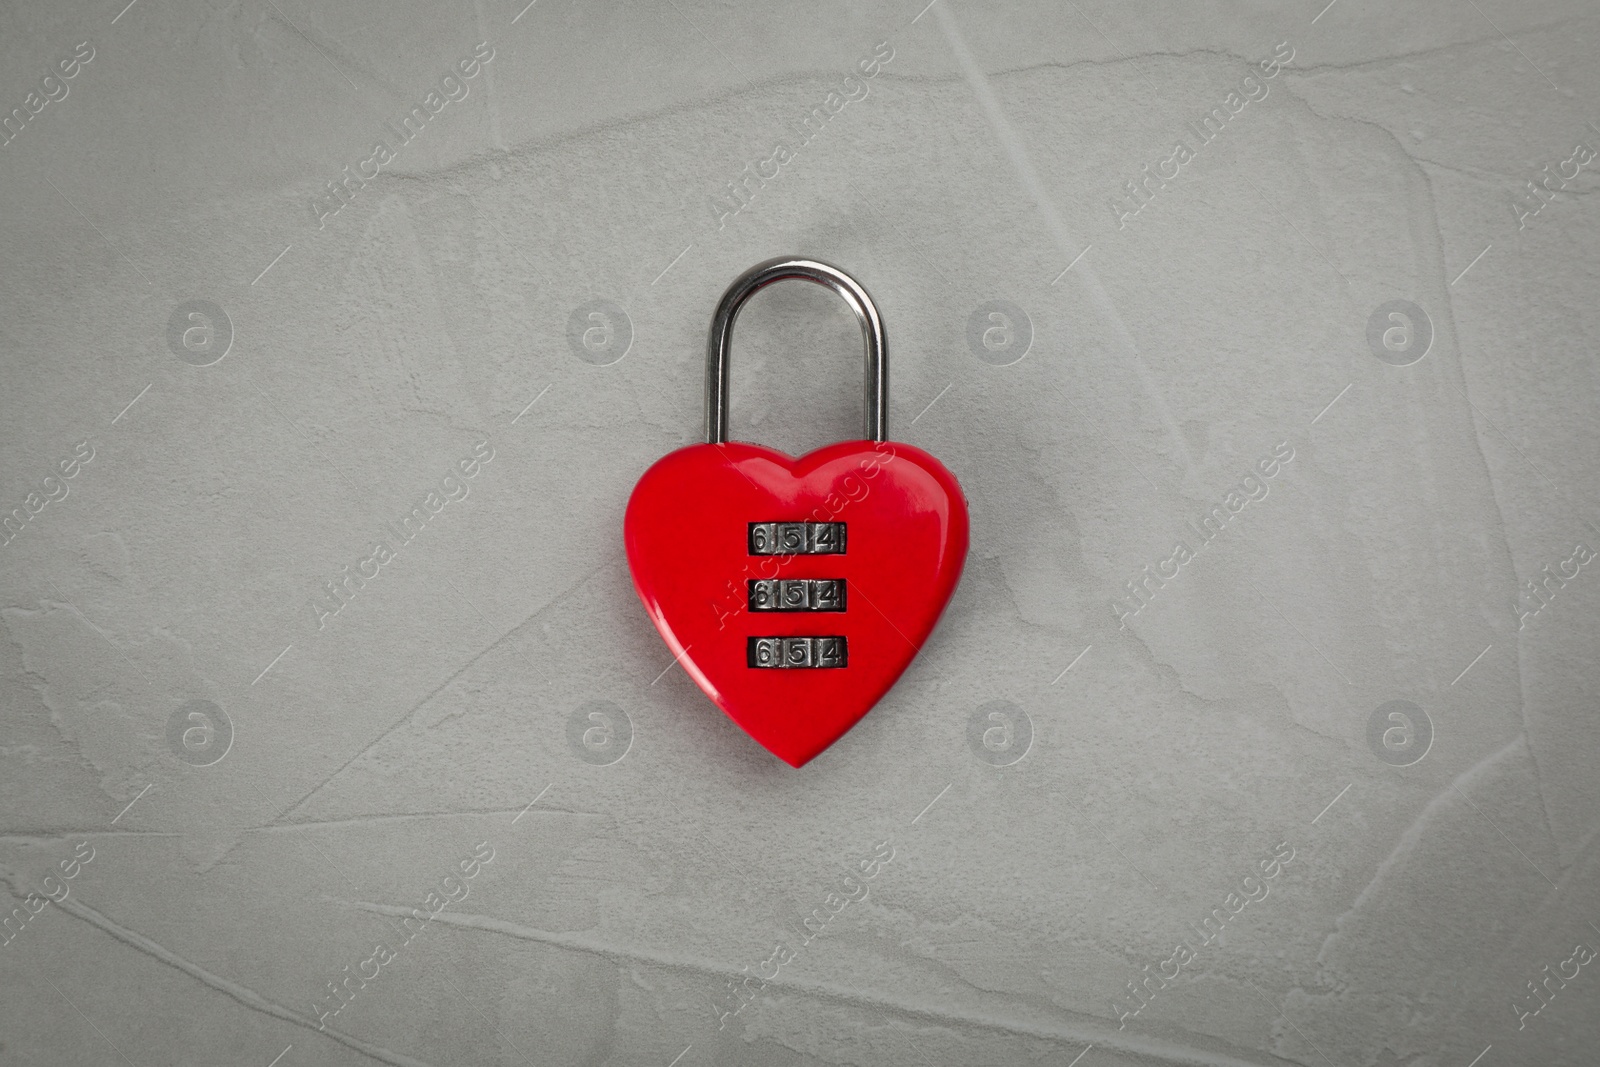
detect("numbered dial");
top-left (748, 636), bottom-right (847, 669)
top-left (748, 522), bottom-right (846, 555)
top-left (748, 579), bottom-right (845, 612)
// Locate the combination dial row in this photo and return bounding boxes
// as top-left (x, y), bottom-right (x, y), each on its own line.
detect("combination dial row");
top-left (748, 578), bottom-right (845, 612)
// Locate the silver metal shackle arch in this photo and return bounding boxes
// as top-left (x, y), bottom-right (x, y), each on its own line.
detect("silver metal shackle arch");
top-left (705, 257), bottom-right (888, 445)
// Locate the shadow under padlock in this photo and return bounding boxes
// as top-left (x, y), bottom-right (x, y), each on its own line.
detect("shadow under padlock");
top-left (624, 257), bottom-right (969, 767)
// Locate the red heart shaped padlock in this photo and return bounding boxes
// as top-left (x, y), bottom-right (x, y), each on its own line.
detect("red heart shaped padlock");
top-left (624, 259), bottom-right (969, 767)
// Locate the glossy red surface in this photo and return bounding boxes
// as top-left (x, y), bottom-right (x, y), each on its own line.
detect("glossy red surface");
top-left (624, 438), bottom-right (968, 767)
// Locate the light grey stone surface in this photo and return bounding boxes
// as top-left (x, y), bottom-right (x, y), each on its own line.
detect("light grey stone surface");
top-left (3, 1), bottom-right (1599, 1064)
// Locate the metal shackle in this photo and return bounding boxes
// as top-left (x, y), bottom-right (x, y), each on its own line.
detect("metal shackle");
top-left (705, 257), bottom-right (888, 445)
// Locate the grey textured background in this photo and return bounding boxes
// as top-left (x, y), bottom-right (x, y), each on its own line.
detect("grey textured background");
top-left (2, 1), bottom-right (1599, 1065)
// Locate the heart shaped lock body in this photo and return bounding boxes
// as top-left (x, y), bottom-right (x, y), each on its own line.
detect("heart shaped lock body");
top-left (625, 438), bottom-right (968, 766)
